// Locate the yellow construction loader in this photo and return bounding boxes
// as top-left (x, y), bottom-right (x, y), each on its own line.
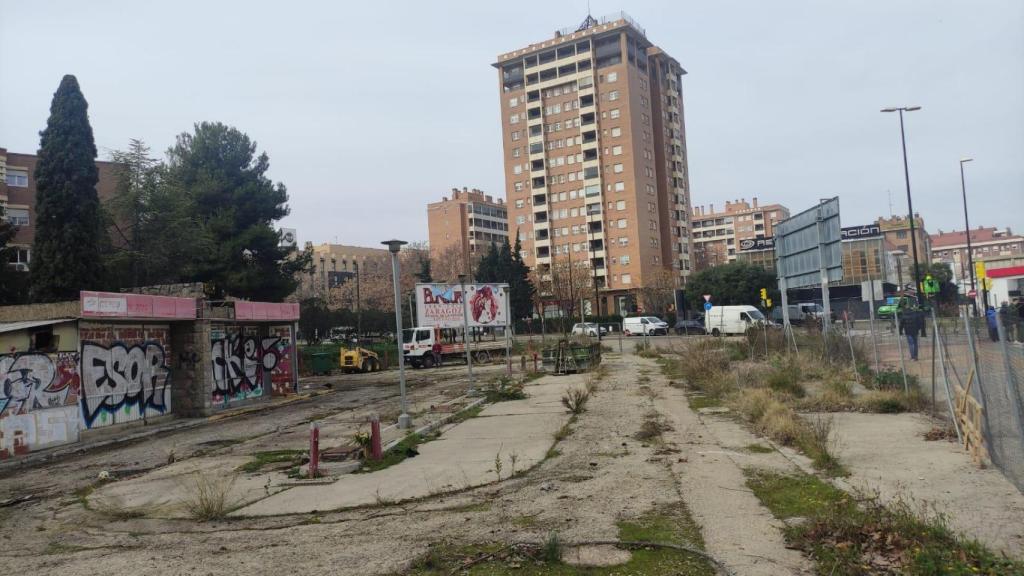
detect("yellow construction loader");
top-left (339, 346), bottom-right (382, 373)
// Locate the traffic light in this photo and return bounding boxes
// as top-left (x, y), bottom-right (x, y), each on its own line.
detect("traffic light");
top-left (759, 288), bottom-right (768, 301)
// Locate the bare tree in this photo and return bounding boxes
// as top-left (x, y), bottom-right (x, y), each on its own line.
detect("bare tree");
top-left (431, 243), bottom-right (478, 283)
top-left (639, 267), bottom-right (678, 317)
top-left (548, 248), bottom-right (592, 328)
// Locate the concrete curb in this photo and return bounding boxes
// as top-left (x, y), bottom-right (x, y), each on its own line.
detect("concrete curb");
top-left (0, 389), bottom-right (334, 475)
top-left (382, 396), bottom-right (489, 453)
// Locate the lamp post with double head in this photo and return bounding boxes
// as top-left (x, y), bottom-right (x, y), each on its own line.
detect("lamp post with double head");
top-left (382, 239), bottom-right (411, 429)
top-left (881, 106), bottom-right (923, 305)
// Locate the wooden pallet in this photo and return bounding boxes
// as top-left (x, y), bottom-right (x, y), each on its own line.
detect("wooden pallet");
top-left (953, 369), bottom-right (989, 466)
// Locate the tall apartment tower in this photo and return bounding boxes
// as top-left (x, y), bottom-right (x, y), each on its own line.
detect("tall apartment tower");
top-left (494, 13), bottom-right (692, 316)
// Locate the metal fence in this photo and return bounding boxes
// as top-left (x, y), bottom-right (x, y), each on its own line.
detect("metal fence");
top-left (832, 308), bottom-right (1024, 493)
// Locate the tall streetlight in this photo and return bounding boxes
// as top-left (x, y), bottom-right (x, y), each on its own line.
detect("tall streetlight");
top-left (382, 239), bottom-right (411, 429)
top-left (881, 106), bottom-right (923, 304)
top-left (457, 273), bottom-right (476, 391)
top-left (959, 158), bottom-right (978, 315)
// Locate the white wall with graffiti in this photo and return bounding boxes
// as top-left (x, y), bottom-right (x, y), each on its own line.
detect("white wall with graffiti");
top-left (210, 324), bottom-right (294, 405)
top-left (0, 322), bottom-right (174, 459)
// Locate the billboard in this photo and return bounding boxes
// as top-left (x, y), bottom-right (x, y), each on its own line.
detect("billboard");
top-left (415, 283), bottom-right (509, 328)
top-left (738, 223), bottom-right (880, 253)
top-left (774, 197), bottom-right (843, 289)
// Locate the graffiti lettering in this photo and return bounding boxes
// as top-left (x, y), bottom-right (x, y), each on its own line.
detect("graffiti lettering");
top-left (210, 335), bottom-right (281, 402)
top-left (0, 353), bottom-right (80, 416)
top-left (80, 342), bottom-right (171, 429)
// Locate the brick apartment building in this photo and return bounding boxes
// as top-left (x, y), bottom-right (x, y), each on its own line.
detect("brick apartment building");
top-left (494, 12), bottom-right (693, 315)
top-left (930, 226), bottom-right (1024, 286)
top-left (689, 198), bottom-right (789, 271)
top-left (298, 242), bottom-right (391, 297)
top-left (877, 214), bottom-right (931, 267)
top-left (427, 187), bottom-right (508, 276)
top-left (0, 147), bottom-right (119, 269)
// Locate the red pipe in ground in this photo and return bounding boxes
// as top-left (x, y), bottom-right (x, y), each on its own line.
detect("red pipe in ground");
top-left (309, 422), bottom-right (320, 478)
top-left (370, 415), bottom-right (383, 460)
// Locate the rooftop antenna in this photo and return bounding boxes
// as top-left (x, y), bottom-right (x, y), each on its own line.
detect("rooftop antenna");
top-left (887, 189), bottom-right (893, 218)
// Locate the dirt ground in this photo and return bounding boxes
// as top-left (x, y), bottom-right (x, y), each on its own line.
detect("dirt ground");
top-left (0, 343), bottom-right (1021, 575)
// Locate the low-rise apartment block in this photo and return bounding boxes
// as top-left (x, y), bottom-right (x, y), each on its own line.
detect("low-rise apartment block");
top-left (0, 146), bottom-right (119, 270)
top-left (427, 187), bottom-right (508, 274)
top-left (690, 198), bottom-right (789, 271)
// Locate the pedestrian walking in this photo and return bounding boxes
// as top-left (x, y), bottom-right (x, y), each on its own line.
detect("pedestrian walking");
top-left (1015, 297), bottom-right (1024, 343)
top-left (986, 306), bottom-right (999, 342)
top-left (899, 307), bottom-right (924, 361)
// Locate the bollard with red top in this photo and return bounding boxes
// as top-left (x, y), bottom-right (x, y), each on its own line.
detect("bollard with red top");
top-left (308, 421), bottom-right (320, 478)
top-left (533, 352), bottom-right (539, 373)
top-left (370, 414), bottom-right (383, 460)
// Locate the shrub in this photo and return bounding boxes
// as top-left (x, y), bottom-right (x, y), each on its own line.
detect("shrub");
top-left (757, 403), bottom-right (804, 445)
top-left (765, 357), bottom-right (806, 398)
top-left (733, 388), bottom-right (776, 423)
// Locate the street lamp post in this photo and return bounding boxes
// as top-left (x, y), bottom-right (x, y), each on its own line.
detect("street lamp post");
top-left (354, 261), bottom-right (362, 337)
top-left (382, 239), bottom-right (411, 429)
top-left (890, 249), bottom-right (905, 292)
top-left (457, 274), bottom-right (476, 392)
top-left (959, 158), bottom-right (978, 315)
top-left (881, 106), bottom-right (923, 305)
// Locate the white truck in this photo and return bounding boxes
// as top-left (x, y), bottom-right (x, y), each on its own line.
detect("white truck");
top-left (402, 326), bottom-right (509, 368)
top-left (704, 305), bottom-right (766, 336)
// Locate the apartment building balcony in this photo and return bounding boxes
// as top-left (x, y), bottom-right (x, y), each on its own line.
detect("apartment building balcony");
top-left (532, 193), bottom-right (547, 206)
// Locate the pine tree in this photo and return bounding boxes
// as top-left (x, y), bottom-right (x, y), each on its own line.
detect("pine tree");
top-left (165, 122), bottom-right (310, 300)
top-left (475, 242), bottom-right (501, 283)
top-left (30, 75), bottom-right (106, 301)
top-left (509, 234), bottom-right (535, 320)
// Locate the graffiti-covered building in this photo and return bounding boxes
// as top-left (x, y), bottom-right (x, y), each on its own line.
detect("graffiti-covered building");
top-left (0, 289), bottom-right (299, 459)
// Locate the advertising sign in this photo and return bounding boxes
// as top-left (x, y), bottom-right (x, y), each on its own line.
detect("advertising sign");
top-left (415, 283), bottom-right (509, 329)
top-left (81, 291), bottom-right (196, 319)
top-left (774, 197), bottom-right (843, 289)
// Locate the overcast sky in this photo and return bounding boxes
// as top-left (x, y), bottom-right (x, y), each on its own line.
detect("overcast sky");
top-left (2, 1), bottom-right (1022, 246)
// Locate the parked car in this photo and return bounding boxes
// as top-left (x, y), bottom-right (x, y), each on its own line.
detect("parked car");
top-left (571, 322), bottom-right (607, 337)
top-left (704, 305), bottom-right (766, 336)
top-left (877, 295), bottom-right (917, 319)
top-left (674, 318), bottom-right (707, 335)
top-left (623, 316), bottom-right (668, 336)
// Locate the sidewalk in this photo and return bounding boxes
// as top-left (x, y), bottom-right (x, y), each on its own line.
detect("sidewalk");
top-left (233, 377), bottom-right (571, 516)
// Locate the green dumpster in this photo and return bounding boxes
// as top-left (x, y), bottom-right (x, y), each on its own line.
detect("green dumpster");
top-left (309, 352), bottom-right (334, 375)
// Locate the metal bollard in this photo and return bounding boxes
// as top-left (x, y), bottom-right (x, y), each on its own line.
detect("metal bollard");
top-left (370, 414), bottom-right (383, 460)
top-left (308, 421), bottom-right (320, 478)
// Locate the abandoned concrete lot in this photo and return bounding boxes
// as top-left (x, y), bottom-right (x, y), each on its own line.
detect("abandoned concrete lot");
top-left (1, 342), bottom-right (1022, 575)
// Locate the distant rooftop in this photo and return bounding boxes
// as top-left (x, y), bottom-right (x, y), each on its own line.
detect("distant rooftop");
top-left (556, 11), bottom-right (645, 38)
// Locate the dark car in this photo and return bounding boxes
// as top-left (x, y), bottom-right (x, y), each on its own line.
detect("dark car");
top-left (674, 318), bottom-right (707, 335)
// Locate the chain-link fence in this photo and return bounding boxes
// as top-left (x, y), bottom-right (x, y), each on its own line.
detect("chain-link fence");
top-left (831, 307), bottom-right (1024, 493)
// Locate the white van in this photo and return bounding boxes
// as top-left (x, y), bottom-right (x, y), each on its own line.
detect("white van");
top-left (704, 305), bottom-right (766, 336)
top-left (623, 316), bottom-right (668, 336)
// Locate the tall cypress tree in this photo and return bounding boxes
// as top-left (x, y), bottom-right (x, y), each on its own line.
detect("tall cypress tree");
top-left (30, 75), bottom-right (106, 301)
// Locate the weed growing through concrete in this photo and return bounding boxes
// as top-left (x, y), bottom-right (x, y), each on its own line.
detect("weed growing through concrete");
top-left (493, 450), bottom-right (504, 481)
top-left (542, 531), bottom-right (562, 563)
top-left (182, 470), bottom-right (237, 521)
top-left (561, 387), bottom-right (590, 414)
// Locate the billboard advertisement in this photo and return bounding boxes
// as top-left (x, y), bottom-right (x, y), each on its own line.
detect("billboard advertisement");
top-left (774, 197), bottom-right (843, 289)
top-left (415, 283), bottom-right (509, 328)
